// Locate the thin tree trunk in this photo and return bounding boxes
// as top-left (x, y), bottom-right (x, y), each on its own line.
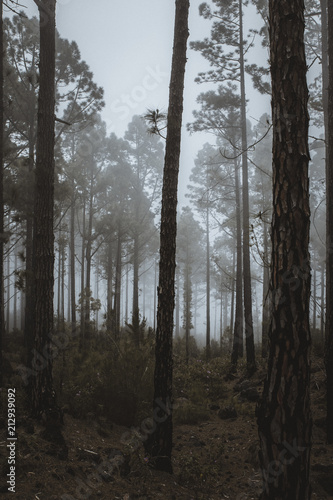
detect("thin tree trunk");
top-left (206, 202), bottom-right (211, 360)
top-left (106, 240), bottom-right (113, 332)
top-left (184, 240), bottom-right (191, 364)
top-left (256, 0), bottom-right (312, 496)
top-left (125, 261), bottom-right (128, 325)
top-left (320, 264), bottom-right (324, 343)
top-left (6, 237), bottom-right (10, 333)
top-left (24, 139), bottom-right (35, 364)
top-left (231, 161), bottom-right (243, 367)
top-left (154, 260), bottom-right (157, 332)
top-left (144, 0), bottom-right (189, 473)
top-left (239, 0), bottom-right (256, 375)
top-left (220, 285), bottom-right (223, 351)
top-left (320, 0), bottom-right (328, 145)
top-left (95, 258), bottom-right (99, 330)
top-left (80, 199), bottom-right (86, 341)
top-left (325, 0), bottom-right (333, 445)
top-left (24, 53), bottom-right (37, 368)
top-left (84, 170), bottom-right (94, 339)
top-left (261, 221), bottom-right (270, 358)
top-left (61, 238), bottom-right (65, 330)
top-left (70, 179), bottom-right (76, 336)
top-left (194, 282), bottom-right (198, 334)
top-left (229, 245), bottom-right (236, 334)
top-left (132, 231), bottom-right (140, 344)
top-left (175, 268), bottom-right (179, 337)
top-left (14, 248), bottom-right (17, 331)
top-left (113, 230), bottom-right (122, 339)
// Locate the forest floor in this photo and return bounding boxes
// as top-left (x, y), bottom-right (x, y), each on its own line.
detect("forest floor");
top-left (1, 349), bottom-right (333, 500)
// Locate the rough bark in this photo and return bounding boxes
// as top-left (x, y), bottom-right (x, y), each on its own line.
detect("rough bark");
top-left (0, 0), bottom-right (3, 385)
top-left (325, 0), bottom-right (333, 445)
top-left (31, 0), bottom-right (58, 418)
top-left (256, 0), bottom-right (312, 497)
top-left (144, 0), bottom-right (189, 473)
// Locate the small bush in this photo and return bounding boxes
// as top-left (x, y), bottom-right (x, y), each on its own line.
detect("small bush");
top-left (53, 327), bottom-right (155, 426)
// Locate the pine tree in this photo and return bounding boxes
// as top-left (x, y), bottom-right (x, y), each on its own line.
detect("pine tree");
top-left (144, 0), bottom-right (189, 473)
top-left (256, 0), bottom-right (312, 497)
top-left (0, 0), bottom-right (4, 385)
top-left (31, 0), bottom-right (59, 420)
top-left (325, 0), bottom-right (333, 444)
top-left (190, 1), bottom-right (257, 373)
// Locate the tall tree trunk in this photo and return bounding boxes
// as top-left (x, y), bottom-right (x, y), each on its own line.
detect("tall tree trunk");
top-left (154, 260), bottom-right (157, 332)
top-left (256, 0), bottom-right (312, 497)
top-left (312, 255), bottom-right (317, 332)
top-left (125, 261), bottom-right (128, 324)
top-left (24, 54), bottom-right (37, 368)
top-left (113, 229), bottom-right (122, 339)
top-left (0, 0), bottom-right (3, 385)
top-left (132, 231), bottom-right (140, 345)
top-left (175, 268), bottom-right (180, 337)
top-left (70, 178), bottom-right (76, 336)
top-left (24, 132), bottom-right (35, 366)
top-left (144, 0), bottom-right (189, 473)
top-left (231, 161), bottom-right (243, 367)
top-left (184, 241), bottom-right (191, 364)
top-left (261, 221), bottom-right (270, 358)
top-left (320, 0), bottom-right (328, 146)
top-left (61, 238), bottom-right (65, 330)
top-left (325, 0), bottom-right (333, 445)
top-left (6, 236), bottom-right (10, 333)
top-left (80, 199), bottom-right (86, 342)
top-left (84, 169), bottom-right (94, 339)
top-left (14, 247), bottom-right (17, 331)
top-left (31, 0), bottom-right (59, 419)
top-left (206, 202), bottom-right (211, 360)
top-left (239, 0), bottom-right (256, 375)
top-left (95, 257), bottom-right (99, 330)
top-left (320, 264), bottom-right (324, 343)
top-left (220, 284), bottom-right (223, 351)
top-left (57, 229), bottom-right (61, 329)
top-left (229, 245), bottom-right (236, 334)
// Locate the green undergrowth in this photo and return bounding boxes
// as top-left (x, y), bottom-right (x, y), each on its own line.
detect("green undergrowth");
top-left (53, 330), bottom-right (155, 427)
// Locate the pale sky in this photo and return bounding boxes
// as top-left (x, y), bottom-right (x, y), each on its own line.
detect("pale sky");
top-left (5, 0), bottom-right (271, 206)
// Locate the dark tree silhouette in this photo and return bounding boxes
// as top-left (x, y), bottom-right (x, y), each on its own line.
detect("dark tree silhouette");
top-left (325, 0), bottom-right (333, 444)
top-left (0, 0), bottom-right (4, 386)
top-left (31, 0), bottom-right (59, 419)
top-left (256, 0), bottom-right (312, 498)
top-left (144, 0), bottom-right (189, 473)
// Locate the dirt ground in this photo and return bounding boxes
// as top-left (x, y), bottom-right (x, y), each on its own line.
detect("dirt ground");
top-left (1, 355), bottom-right (333, 500)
